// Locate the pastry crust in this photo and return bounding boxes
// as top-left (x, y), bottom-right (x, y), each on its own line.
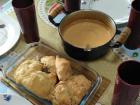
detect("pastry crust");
top-left (55, 56), bottom-right (72, 81)
top-left (21, 71), bottom-right (57, 100)
top-left (67, 75), bottom-right (91, 105)
top-left (50, 81), bottom-right (72, 105)
top-left (50, 75), bottom-right (91, 105)
top-left (14, 60), bottom-right (43, 83)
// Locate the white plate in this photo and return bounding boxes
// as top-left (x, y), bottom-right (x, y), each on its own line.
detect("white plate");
top-left (86, 0), bottom-right (131, 25)
top-left (0, 14), bottom-right (20, 56)
top-left (0, 94), bottom-right (32, 105)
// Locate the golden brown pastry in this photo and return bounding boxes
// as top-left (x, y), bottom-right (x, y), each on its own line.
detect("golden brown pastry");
top-left (50, 81), bottom-right (72, 105)
top-left (55, 56), bottom-right (72, 81)
top-left (50, 75), bottom-right (91, 105)
top-left (14, 60), bottom-right (43, 83)
top-left (67, 75), bottom-right (91, 105)
top-left (14, 57), bottom-right (91, 105)
top-left (21, 71), bottom-right (57, 100)
top-left (41, 56), bottom-right (56, 74)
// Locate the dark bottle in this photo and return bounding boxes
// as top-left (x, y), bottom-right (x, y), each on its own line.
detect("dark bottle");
top-left (12, 0), bottom-right (40, 43)
top-left (64, 0), bottom-right (81, 13)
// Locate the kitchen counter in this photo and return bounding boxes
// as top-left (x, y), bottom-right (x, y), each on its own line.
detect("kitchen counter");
top-left (7, 0), bottom-right (123, 105)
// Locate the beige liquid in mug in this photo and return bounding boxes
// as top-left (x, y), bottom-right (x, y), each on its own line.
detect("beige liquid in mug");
top-left (62, 19), bottom-right (113, 48)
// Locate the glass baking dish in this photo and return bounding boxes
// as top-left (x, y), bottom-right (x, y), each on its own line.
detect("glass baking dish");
top-left (5, 41), bottom-right (102, 105)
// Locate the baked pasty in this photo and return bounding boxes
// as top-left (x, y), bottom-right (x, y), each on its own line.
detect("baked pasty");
top-left (21, 71), bottom-right (57, 100)
top-left (41, 56), bottom-right (56, 74)
top-left (14, 60), bottom-right (43, 83)
top-left (50, 81), bottom-right (72, 105)
top-left (50, 75), bottom-right (91, 105)
top-left (55, 56), bottom-right (72, 81)
top-left (67, 75), bottom-right (91, 105)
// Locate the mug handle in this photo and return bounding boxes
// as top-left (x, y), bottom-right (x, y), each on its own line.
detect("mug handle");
top-left (48, 2), bottom-right (66, 26)
top-left (110, 27), bottom-right (131, 48)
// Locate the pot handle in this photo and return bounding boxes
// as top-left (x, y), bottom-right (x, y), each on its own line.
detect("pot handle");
top-left (48, 2), bottom-right (66, 26)
top-left (110, 27), bottom-right (131, 48)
